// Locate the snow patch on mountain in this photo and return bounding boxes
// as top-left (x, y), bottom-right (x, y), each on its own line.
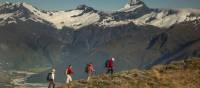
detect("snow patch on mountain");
top-left (132, 9), bottom-right (200, 28)
top-left (119, 0), bottom-right (148, 12)
top-left (0, 13), bottom-right (13, 20)
top-left (99, 17), bottom-right (131, 27)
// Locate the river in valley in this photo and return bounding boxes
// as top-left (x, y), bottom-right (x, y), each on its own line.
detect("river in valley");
top-left (0, 71), bottom-right (48, 88)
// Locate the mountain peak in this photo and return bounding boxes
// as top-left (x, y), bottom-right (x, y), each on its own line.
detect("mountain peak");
top-left (0, 2), bottom-right (37, 14)
top-left (19, 2), bottom-right (32, 7)
top-left (75, 4), bottom-right (97, 12)
top-left (127, 0), bottom-right (147, 8)
top-left (119, 0), bottom-right (148, 12)
top-left (129, 0), bottom-right (143, 5)
top-left (19, 2), bottom-right (39, 11)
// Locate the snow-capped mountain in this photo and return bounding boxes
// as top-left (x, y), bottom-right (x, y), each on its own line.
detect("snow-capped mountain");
top-left (107, 0), bottom-right (200, 28)
top-left (0, 2), bottom-right (100, 29)
top-left (0, 2), bottom-right (44, 24)
top-left (0, 0), bottom-right (200, 29)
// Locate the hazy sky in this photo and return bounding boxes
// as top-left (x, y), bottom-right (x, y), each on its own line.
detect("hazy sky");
top-left (0, 0), bottom-right (200, 11)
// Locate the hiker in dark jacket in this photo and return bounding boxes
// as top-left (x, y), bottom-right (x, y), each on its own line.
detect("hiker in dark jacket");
top-left (47, 68), bottom-right (56, 88)
top-left (66, 65), bottom-right (74, 84)
top-left (85, 63), bottom-right (95, 81)
top-left (106, 58), bottom-right (115, 75)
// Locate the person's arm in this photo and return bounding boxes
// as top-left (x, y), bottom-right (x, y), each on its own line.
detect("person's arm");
top-left (71, 69), bottom-right (74, 75)
top-left (92, 67), bottom-right (95, 72)
top-left (66, 69), bottom-right (68, 75)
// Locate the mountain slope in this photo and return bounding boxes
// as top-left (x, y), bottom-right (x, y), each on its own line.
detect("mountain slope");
top-left (0, 20), bottom-right (63, 70)
top-left (147, 19), bottom-right (200, 66)
top-left (58, 57), bottom-right (200, 88)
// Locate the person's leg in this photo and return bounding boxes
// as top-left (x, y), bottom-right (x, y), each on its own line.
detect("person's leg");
top-left (106, 68), bottom-right (110, 74)
top-left (66, 75), bottom-right (70, 84)
top-left (87, 73), bottom-right (91, 81)
top-left (69, 75), bottom-right (72, 82)
top-left (67, 75), bottom-right (72, 88)
top-left (53, 81), bottom-right (55, 88)
top-left (48, 81), bottom-right (52, 88)
top-left (48, 81), bottom-right (51, 88)
top-left (111, 68), bottom-right (114, 75)
top-left (66, 75), bottom-right (68, 83)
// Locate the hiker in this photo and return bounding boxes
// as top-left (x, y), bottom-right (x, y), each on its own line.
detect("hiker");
top-left (105, 57), bottom-right (115, 75)
top-left (66, 65), bottom-right (74, 84)
top-left (47, 68), bottom-right (56, 88)
top-left (85, 63), bottom-right (95, 81)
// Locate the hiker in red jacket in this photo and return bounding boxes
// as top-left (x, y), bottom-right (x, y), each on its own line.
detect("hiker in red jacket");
top-left (65, 65), bottom-right (74, 84)
top-left (85, 63), bottom-right (95, 81)
top-left (106, 58), bottom-right (115, 75)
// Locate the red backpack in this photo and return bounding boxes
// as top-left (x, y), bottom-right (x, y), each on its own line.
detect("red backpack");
top-left (85, 64), bottom-right (93, 73)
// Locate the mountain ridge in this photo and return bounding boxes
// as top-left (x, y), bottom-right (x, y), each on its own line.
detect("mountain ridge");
top-left (0, 1), bottom-right (200, 29)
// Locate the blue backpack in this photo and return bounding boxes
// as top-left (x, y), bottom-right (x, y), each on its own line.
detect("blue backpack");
top-left (105, 60), bottom-right (109, 68)
top-left (46, 72), bottom-right (53, 81)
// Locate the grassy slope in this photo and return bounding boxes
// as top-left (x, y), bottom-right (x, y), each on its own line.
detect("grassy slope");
top-left (58, 57), bottom-right (200, 88)
top-left (0, 72), bottom-right (10, 84)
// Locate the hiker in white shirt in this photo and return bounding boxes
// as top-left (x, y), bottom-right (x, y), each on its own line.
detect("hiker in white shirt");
top-left (48, 69), bottom-right (56, 88)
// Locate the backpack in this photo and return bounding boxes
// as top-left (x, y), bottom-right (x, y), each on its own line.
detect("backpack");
top-left (85, 64), bottom-right (94, 73)
top-left (85, 64), bottom-right (90, 73)
top-left (85, 64), bottom-right (89, 73)
top-left (105, 60), bottom-right (109, 68)
top-left (46, 72), bottom-right (52, 81)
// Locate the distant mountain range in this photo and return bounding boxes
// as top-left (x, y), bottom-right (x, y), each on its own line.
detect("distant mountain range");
top-left (0, 1), bottom-right (200, 29)
top-left (0, 0), bottom-right (199, 82)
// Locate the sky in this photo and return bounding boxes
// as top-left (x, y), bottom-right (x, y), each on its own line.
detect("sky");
top-left (0, 0), bottom-right (200, 11)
